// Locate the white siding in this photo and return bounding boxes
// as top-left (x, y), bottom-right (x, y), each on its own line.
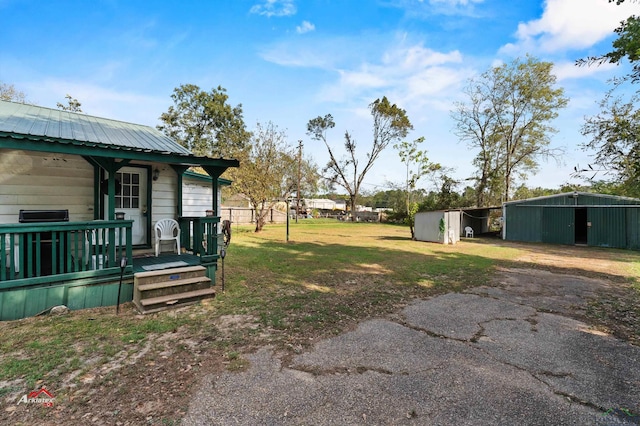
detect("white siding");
top-left (0, 150), bottom-right (94, 223)
top-left (150, 165), bottom-right (178, 223)
top-left (183, 178), bottom-right (214, 217)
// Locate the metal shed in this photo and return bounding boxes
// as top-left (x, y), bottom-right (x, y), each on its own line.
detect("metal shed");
top-left (503, 192), bottom-right (640, 249)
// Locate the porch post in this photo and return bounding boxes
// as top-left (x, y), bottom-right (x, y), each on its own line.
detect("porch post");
top-left (212, 177), bottom-right (219, 217)
top-left (85, 157), bottom-right (130, 220)
top-left (170, 165), bottom-right (190, 218)
top-left (177, 173), bottom-right (183, 217)
top-left (92, 167), bottom-right (100, 219)
top-left (202, 166), bottom-right (226, 217)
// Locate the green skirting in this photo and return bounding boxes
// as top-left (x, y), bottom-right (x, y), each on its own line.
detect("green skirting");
top-left (0, 280), bottom-right (134, 321)
top-left (1, 253), bottom-right (218, 321)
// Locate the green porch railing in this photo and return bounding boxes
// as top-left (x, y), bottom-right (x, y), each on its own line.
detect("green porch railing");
top-left (178, 216), bottom-right (221, 262)
top-left (0, 220), bottom-right (133, 285)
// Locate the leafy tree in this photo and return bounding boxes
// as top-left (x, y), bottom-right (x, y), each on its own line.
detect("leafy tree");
top-left (157, 84), bottom-right (251, 158)
top-left (511, 185), bottom-right (559, 200)
top-left (394, 137), bottom-right (440, 239)
top-left (417, 170), bottom-right (473, 211)
top-left (371, 188), bottom-right (424, 212)
top-left (0, 82), bottom-right (27, 103)
top-left (230, 122), bottom-right (306, 232)
top-left (452, 56), bottom-right (568, 204)
top-left (56, 94), bottom-right (83, 112)
top-left (576, 0), bottom-right (640, 196)
top-left (580, 92), bottom-right (640, 196)
top-left (307, 96), bottom-right (413, 220)
top-left (577, 0), bottom-right (640, 82)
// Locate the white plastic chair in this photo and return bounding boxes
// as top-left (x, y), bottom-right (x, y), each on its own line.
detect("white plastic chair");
top-left (464, 226), bottom-right (474, 238)
top-left (4, 235), bottom-right (19, 273)
top-left (85, 227), bottom-right (120, 269)
top-left (155, 219), bottom-right (181, 257)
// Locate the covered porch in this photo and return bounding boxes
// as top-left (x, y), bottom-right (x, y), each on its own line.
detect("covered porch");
top-left (0, 100), bottom-right (238, 320)
top-left (0, 216), bottom-right (223, 320)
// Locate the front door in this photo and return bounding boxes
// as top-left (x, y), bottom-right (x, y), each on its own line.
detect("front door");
top-left (106, 166), bottom-right (148, 245)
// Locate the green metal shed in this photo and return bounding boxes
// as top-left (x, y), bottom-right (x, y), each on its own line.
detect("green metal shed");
top-left (503, 192), bottom-right (640, 249)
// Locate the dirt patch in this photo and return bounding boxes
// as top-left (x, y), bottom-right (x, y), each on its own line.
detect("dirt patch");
top-left (214, 314), bottom-right (260, 336)
top-left (504, 241), bottom-right (638, 280)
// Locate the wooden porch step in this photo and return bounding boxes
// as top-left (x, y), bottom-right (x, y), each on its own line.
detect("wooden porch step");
top-left (139, 287), bottom-right (216, 307)
top-left (137, 276), bottom-right (210, 292)
top-left (134, 265), bottom-right (206, 279)
top-left (133, 264), bottom-right (215, 314)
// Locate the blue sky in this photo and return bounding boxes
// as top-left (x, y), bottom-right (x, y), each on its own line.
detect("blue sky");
top-left (1, 0), bottom-right (638, 194)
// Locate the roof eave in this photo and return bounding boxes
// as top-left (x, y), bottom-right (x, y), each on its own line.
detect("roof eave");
top-left (0, 132), bottom-right (239, 169)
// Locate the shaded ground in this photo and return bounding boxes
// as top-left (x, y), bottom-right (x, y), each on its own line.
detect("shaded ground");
top-left (1, 239), bottom-right (639, 425)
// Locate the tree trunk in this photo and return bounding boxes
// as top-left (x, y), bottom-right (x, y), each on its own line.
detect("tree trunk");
top-left (254, 206), bottom-right (265, 232)
top-left (350, 196), bottom-right (357, 222)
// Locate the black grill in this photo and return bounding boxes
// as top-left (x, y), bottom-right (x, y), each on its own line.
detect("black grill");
top-left (19, 209), bottom-right (69, 223)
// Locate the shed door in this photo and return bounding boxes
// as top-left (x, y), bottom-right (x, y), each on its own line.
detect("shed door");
top-left (542, 207), bottom-right (574, 245)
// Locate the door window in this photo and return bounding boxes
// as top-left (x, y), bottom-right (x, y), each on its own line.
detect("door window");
top-left (115, 172), bottom-right (140, 209)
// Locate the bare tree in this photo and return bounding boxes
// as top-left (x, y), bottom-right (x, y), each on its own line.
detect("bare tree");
top-left (56, 94), bottom-right (83, 112)
top-left (307, 97), bottom-right (413, 220)
top-left (0, 82), bottom-right (28, 103)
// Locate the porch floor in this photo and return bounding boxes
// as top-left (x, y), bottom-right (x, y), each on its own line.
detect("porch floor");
top-left (131, 253), bottom-right (201, 274)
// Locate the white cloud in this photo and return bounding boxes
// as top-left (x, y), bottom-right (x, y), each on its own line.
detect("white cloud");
top-left (259, 36), bottom-right (364, 68)
top-left (501, 0), bottom-right (638, 55)
top-left (317, 41), bottom-right (472, 110)
top-left (428, 0), bottom-right (483, 6)
top-left (296, 20), bottom-right (315, 34)
top-left (260, 43), bottom-right (335, 68)
top-left (400, 0), bottom-right (485, 17)
top-left (250, 0), bottom-right (296, 17)
top-left (22, 78), bottom-right (167, 126)
top-left (552, 59), bottom-right (618, 81)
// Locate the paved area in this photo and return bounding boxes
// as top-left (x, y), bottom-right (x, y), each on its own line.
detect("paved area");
top-left (183, 268), bottom-right (640, 425)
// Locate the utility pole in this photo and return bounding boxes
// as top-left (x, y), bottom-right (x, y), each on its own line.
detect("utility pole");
top-left (297, 140), bottom-right (302, 224)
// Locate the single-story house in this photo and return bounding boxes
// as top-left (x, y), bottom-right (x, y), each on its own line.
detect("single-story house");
top-left (0, 100), bottom-right (238, 320)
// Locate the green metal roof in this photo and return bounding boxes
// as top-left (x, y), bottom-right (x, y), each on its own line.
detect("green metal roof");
top-left (0, 100), bottom-right (238, 169)
top-left (184, 170), bottom-right (232, 186)
top-left (503, 192), bottom-right (640, 206)
top-left (0, 100), bottom-right (190, 153)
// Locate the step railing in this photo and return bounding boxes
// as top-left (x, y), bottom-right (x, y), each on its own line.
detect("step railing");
top-left (178, 216), bottom-right (220, 260)
top-left (0, 220), bottom-right (133, 284)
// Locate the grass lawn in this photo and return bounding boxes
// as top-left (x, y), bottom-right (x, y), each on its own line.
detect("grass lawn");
top-left (1, 220), bottom-right (639, 424)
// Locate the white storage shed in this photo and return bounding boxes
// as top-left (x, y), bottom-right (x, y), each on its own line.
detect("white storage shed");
top-left (414, 210), bottom-right (461, 244)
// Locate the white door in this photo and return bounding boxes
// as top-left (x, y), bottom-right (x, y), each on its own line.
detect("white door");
top-left (106, 167), bottom-right (148, 245)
